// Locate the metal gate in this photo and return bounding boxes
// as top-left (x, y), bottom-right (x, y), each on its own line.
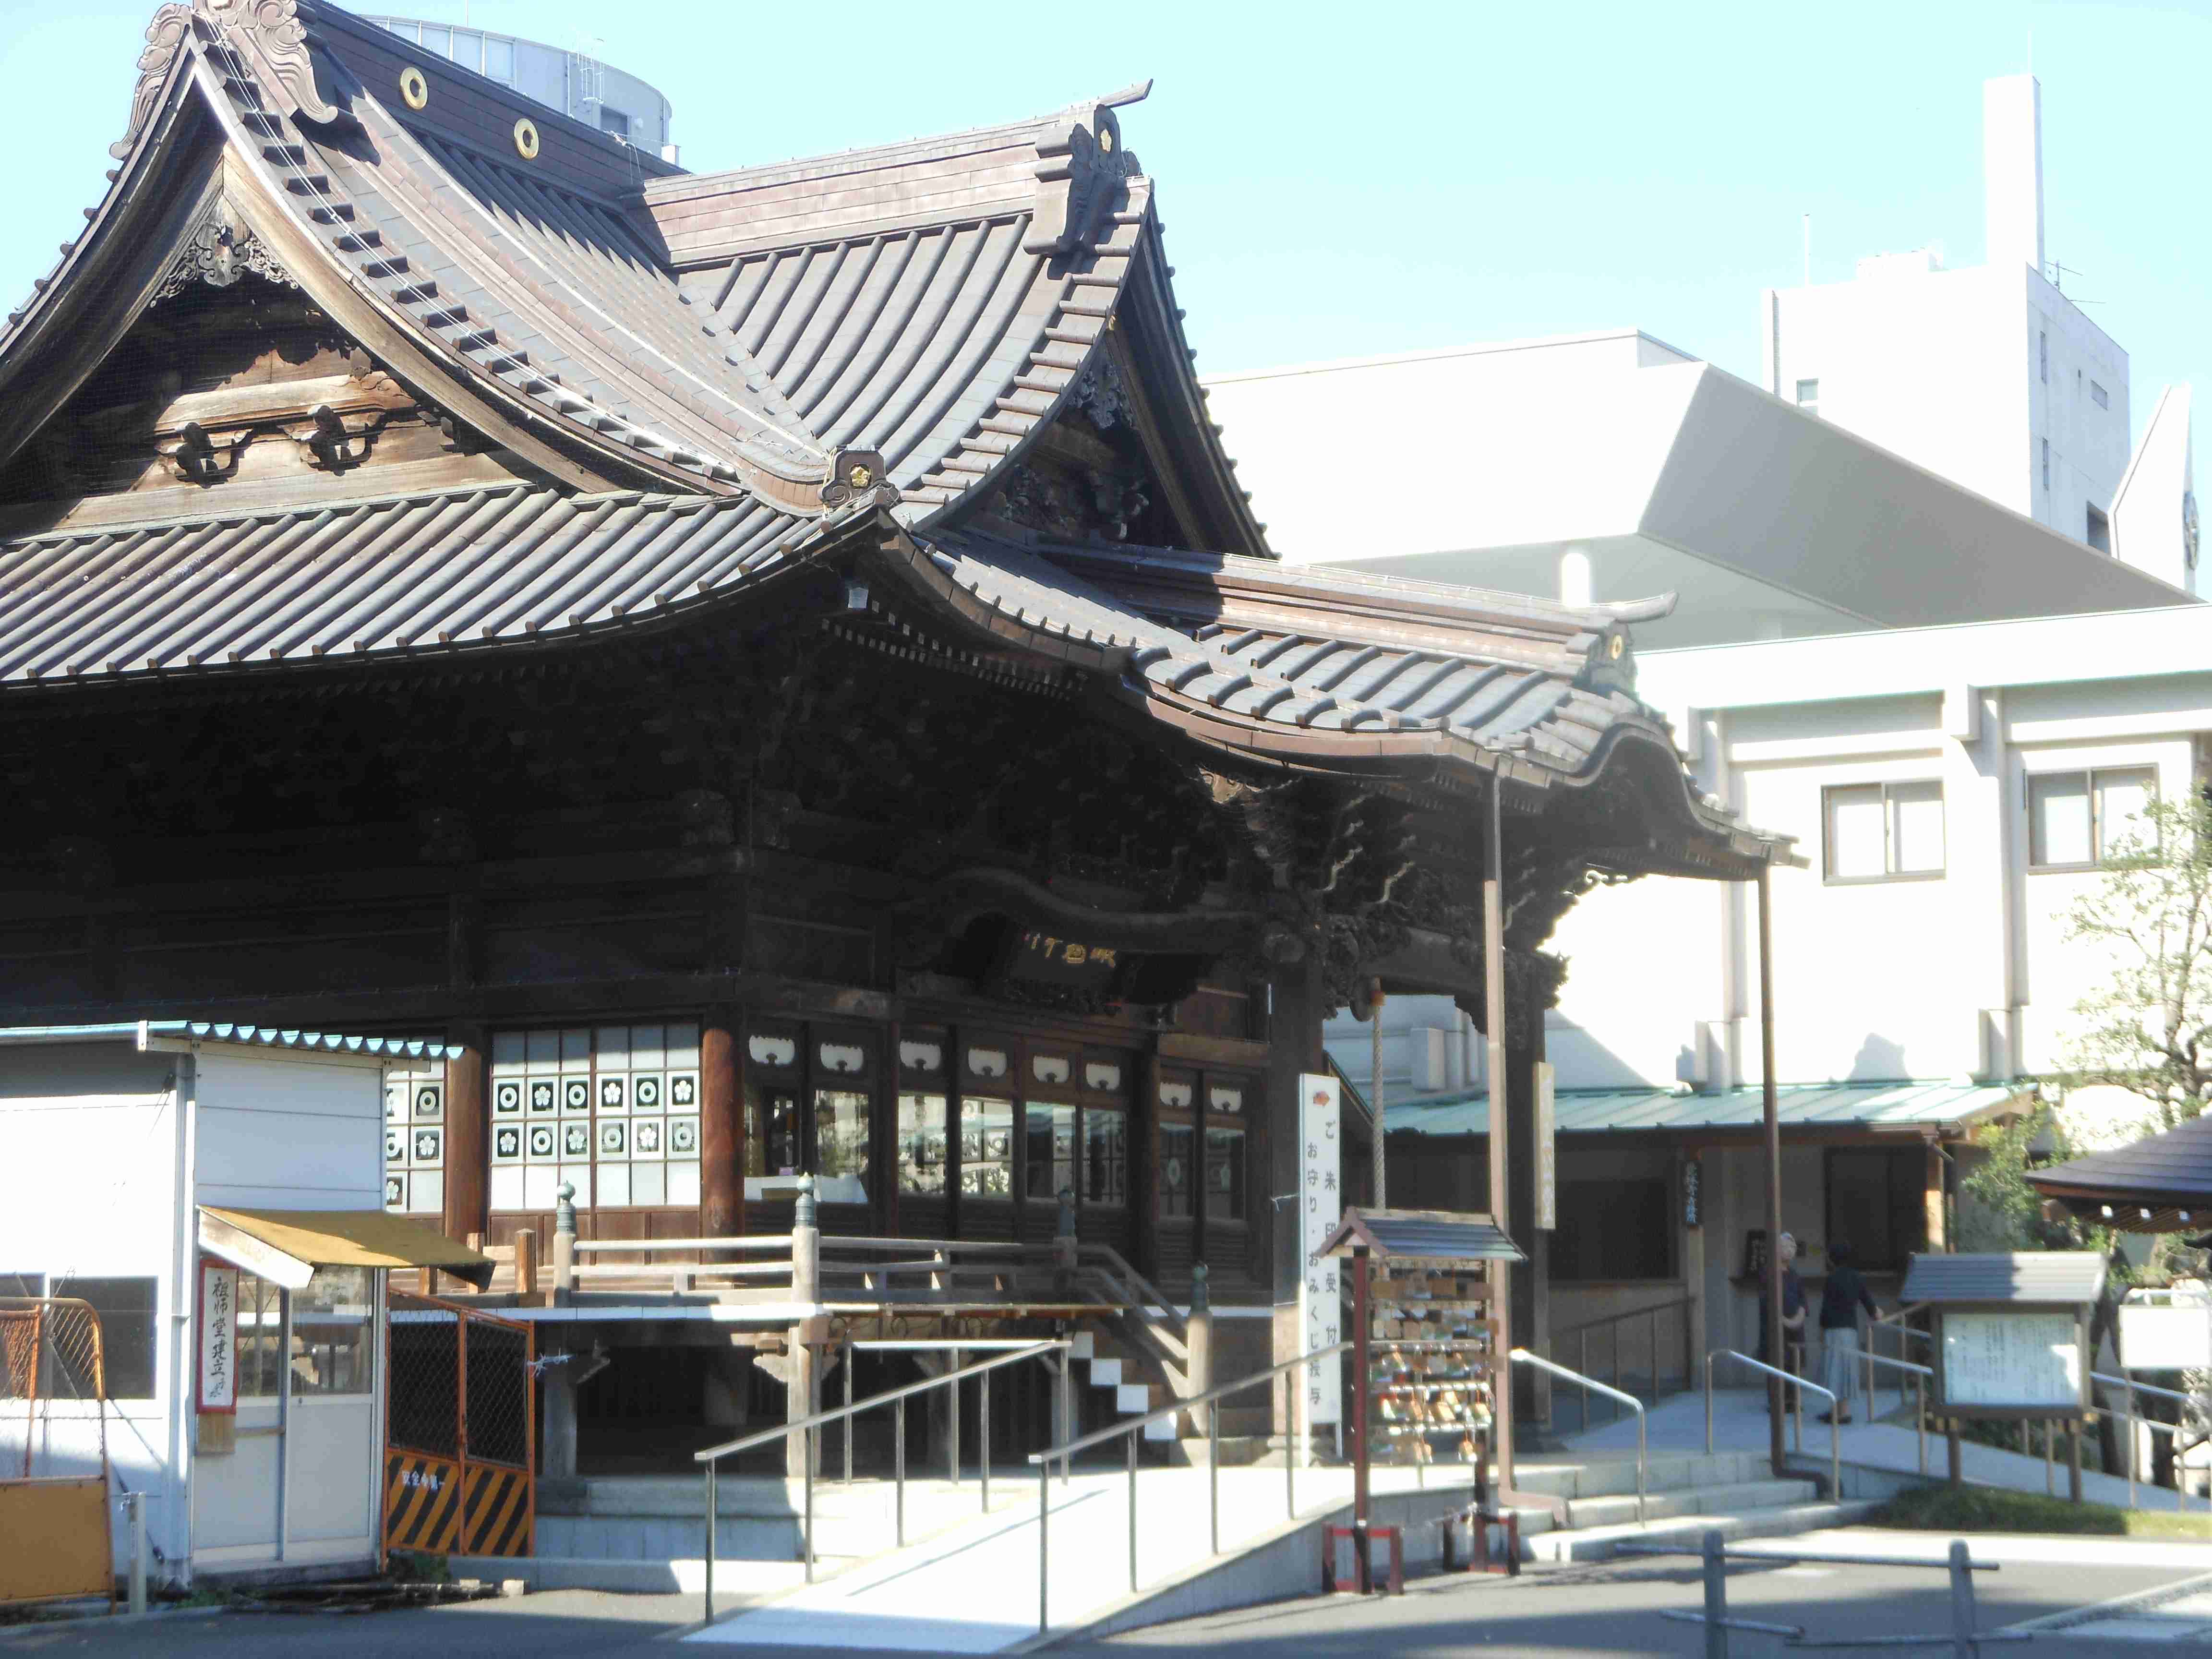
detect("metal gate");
top-left (0, 1298), bottom-right (113, 1606)
top-left (384, 1291), bottom-right (534, 1558)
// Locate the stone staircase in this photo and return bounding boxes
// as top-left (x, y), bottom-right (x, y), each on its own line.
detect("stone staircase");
top-left (1509, 1449), bottom-right (1878, 1561)
top-left (1071, 1326), bottom-right (1179, 1443)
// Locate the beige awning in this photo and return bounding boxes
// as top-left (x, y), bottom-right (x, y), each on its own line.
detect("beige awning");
top-left (198, 1207), bottom-right (493, 1290)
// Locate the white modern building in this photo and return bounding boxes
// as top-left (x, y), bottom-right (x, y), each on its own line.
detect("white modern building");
top-left (1201, 71), bottom-right (2202, 1384)
top-left (1763, 76), bottom-right (2138, 561)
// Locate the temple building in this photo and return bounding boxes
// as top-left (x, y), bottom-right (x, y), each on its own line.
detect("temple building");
top-left (0, 0), bottom-right (1789, 1474)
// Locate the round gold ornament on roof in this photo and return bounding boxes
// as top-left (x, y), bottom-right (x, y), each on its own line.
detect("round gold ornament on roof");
top-left (398, 65), bottom-right (429, 110)
top-left (513, 118), bottom-right (541, 160)
top-left (1098, 127), bottom-right (1115, 154)
top-left (848, 463), bottom-right (873, 490)
top-left (1608, 634), bottom-right (1625, 660)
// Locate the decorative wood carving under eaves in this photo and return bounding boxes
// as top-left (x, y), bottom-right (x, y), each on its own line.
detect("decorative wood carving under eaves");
top-left (113, 0), bottom-right (338, 161)
top-left (155, 198), bottom-right (295, 301)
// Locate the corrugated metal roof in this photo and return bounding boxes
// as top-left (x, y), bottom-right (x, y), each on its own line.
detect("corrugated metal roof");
top-left (2028, 1113), bottom-right (2212, 1209)
top-left (1320, 1207), bottom-right (1523, 1262)
top-left (0, 482), bottom-right (819, 682)
top-left (1359, 1079), bottom-right (2028, 1138)
top-left (0, 1021), bottom-right (452, 1060)
top-left (1900, 1251), bottom-right (2108, 1306)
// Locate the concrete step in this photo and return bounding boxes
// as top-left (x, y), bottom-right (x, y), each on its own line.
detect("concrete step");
top-left (1522, 1498), bottom-right (1883, 1563)
top-left (1070, 1331), bottom-right (1096, 1360)
top-left (1090, 1358), bottom-right (1122, 1388)
top-left (1115, 1382), bottom-right (1151, 1414)
top-left (1513, 1449), bottom-right (1773, 1501)
top-left (1553, 1477), bottom-right (1818, 1532)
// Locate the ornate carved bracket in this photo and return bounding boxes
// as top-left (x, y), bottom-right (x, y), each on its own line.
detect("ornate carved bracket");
top-left (154, 197), bottom-right (295, 301)
top-left (113, 0), bottom-right (337, 162)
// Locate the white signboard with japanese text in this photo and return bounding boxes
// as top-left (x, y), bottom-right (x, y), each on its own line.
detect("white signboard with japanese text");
top-left (197, 1258), bottom-right (239, 1414)
top-left (1939, 1311), bottom-right (2081, 1410)
top-left (1298, 1072), bottom-right (1342, 1429)
top-left (1534, 1060), bottom-right (1556, 1230)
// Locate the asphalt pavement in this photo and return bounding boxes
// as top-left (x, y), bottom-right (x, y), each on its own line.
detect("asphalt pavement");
top-left (1, 1547), bottom-right (2206, 1657)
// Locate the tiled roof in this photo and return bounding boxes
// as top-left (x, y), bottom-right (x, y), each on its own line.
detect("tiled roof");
top-left (0, 482), bottom-right (820, 682)
top-left (2029, 1112), bottom-right (2212, 1212)
top-left (1355, 1080), bottom-right (2029, 1138)
top-left (1899, 1251), bottom-right (2109, 1307)
top-left (1320, 1208), bottom-right (1523, 1262)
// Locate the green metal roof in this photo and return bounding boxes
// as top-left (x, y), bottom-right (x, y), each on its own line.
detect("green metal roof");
top-left (0, 1022), bottom-right (454, 1061)
top-left (1375, 1080), bottom-right (2029, 1138)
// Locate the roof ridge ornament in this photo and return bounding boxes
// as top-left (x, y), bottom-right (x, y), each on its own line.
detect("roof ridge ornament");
top-left (1025, 101), bottom-right (1140, 256)
top-left (112, 0), bottom-right (337, 162)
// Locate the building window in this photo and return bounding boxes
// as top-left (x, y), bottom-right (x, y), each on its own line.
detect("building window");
top-left (1823, 781), bottom-right (1944, 881)
top-left (2042, 437), bottom-right (2051, 491)
top-left (235, 1272), bottom-right (283, 1398)
top-left (1795, 378), bottom-right (1819, 416)
top-left (600, 108), bottom-right (632, 141)
top-left (2029, 766), bottom-right (2156, 869)
top-left (895, 1090), bottom-right (948, 1195)
top-left (419, 24), bottom-right (448, 58)
top-left (484, 36), bottom-right (515, 83)
top-left (48, 1276), bottom-right (156, 1399)
top-left (1160, 1125), bottom-right (1194, 1218)
top-left (383, 1060), bottom-right (445, 1215)
top-left (448, 28), bottom-right (481, 70)
top-left (2087, 503), bottom-right (2112, 553)
top-left (961, 1097), bottom-right (1014, 1198)
top-left (2092, 380), bottom-right (2109, 410)
top-left (1203, 1128), bottom-right (1246, 1220)
top-left (1825, 1148), bottom-right (1923, 1272)
top-left (1551, 1179), bottom-right (1674, 1281)
top-left (490, 1024), bottom-right (702, 1211)
top-left (0, 1273), bottom-right (42, 1298)
top-left (289, 1267), bottom-right (373, 1397)
top-left (1024, 1103), bottom-right (1075, 1209)
top-left (2039, 331), bottom-right (2048, 385)
top-left (1083, 1106), bottom-right (1128, 1207)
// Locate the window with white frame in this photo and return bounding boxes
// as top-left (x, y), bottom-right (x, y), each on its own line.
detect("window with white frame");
top-left (2092, 380), bottom-right (2109, 410)
top-left (2029, 767), bottom-right (2157, 869)
top-left (1823, 781), bottom-right (1944, 881)
top-left (383, 1060), bottom-right (445, 1215)
top-left (489, 1023), bottom-right (702, 1211)
top-left (1795, 378), bottom-right (1819, 416)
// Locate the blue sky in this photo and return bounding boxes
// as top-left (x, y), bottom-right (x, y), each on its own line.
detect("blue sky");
top-left (1, 1), bottom-right (2204, 450)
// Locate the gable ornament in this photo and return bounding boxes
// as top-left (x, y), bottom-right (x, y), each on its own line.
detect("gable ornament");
top-left (113, 0), bottom-right (338, 161)
top-left (154, 197), bottom-right (295, 300)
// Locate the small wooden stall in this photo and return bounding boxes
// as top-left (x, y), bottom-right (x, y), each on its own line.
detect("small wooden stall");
top-left (1902, 1251), bottom-right (2106, 1501)
top-left (1319, 1208), bottom-right (1523, 1591)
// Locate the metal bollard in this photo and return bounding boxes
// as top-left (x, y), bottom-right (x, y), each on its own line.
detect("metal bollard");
top-left (704, 1461), bottom-right (717, 1627)
top-left (1947, 1539), bottom-right (1975, 1659)
top-left (124, 1491), bottom-right (146, 1616)
top-left (1701, 1527), bottom-right (1728, 1659)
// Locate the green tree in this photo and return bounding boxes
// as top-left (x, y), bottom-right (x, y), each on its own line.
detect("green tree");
top-left (2062, 791), bottom-right (2212, 1132)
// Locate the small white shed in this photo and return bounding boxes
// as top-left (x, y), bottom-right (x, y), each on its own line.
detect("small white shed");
top-left (0, 1022), bottom-right (481, 1588)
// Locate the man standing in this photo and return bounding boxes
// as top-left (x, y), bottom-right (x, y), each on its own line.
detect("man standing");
top-left (1818, 1239), bottom-right (1882, 1424)
top-left (1758, 1231), bottom-right (1806, 1415)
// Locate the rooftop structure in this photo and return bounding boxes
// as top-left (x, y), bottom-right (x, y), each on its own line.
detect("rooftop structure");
top-left (361, 14), bottom-right (674, 158)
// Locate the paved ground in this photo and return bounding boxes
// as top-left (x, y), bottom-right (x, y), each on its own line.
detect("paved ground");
top-left (4, 1545), bottom-right (2206, 1656)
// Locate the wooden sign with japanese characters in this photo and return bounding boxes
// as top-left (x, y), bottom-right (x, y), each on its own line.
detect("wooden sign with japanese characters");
top-left (1298, 1072), bottom-right (1342, 1428)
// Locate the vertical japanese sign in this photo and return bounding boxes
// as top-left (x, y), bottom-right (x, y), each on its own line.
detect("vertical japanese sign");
top-left (1534, 1060), bottom-right (1556, 1231)
top-left (1298, 1072), bottom-right (1342, 1428)
top-left (197, 1259), bottom-right (239, 1414)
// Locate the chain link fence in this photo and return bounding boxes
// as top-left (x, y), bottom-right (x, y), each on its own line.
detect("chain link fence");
top-left (465, 1318), bottom-right (530, 1470)
top-left (0, 1298), bottom-right (109, 1481)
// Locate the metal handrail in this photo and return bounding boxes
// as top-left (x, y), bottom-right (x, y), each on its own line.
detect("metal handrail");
top-left (1707, 1348), bottom-right (1840, 1502)
top-left (2090, 1370), bottom-right (2206, 1512)
top-left (1079, 1244), bottom-right (1190, 1345)
top-left (1514, 1348), bottom-right (1644, 1524)
top-left (692, 1338), bottom-right (1069, 1622)
top-left (1025, 1337), bottom-right (1481, 1635)
top-left (1547, 1293), bottom-right (1695, 1426)
top-left (1853, 1348), bottom-right (1933, 1475)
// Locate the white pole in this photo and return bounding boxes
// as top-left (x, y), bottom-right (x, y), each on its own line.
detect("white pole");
top-left (1802, 213), bottom-right (1812, 286)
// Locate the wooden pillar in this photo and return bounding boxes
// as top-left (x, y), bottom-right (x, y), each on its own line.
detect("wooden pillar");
top-left (701, 1008), bottom-right (743, 1243)
top-left (1504, 970), bottom-right (1550, 1432)
top-left (1924, 1142), bottom-right (1948, 1252)
top-left (443, 1025), bottom-right (489, 1247)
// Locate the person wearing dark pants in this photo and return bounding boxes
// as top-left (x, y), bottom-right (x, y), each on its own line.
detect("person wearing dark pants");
top-left (1758, 1231), bottom-right (1806, 1416)
top-left (1817, 1239), bottom-right (1881, 1423)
